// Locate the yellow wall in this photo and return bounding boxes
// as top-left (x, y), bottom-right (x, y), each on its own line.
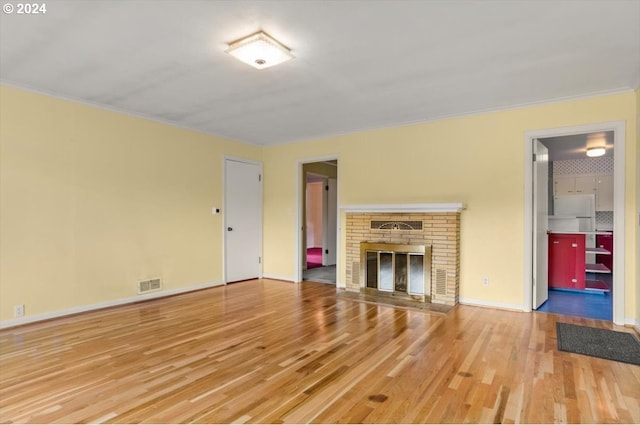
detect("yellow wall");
top-left (263, 92), bottom-right (638, 318)
top-left (0, 86), bottom-right (261, 321)
top-left (2, 85), bottom-right (638, 324)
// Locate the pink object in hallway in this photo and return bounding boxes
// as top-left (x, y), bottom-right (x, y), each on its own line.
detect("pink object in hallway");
top-left (307, 247), bottom-right (322, 269)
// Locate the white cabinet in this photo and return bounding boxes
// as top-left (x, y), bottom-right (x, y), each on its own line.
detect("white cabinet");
top-left (596, 174), bottom-right (614, 211)
top-left (554, 175), bottom-right (595, 195)
top-left (574, 176), bottom-right (596, 195)
top-left (553, 173), bottom-right (613, 211)
top-left (554, 176), bottom-right (574, 195)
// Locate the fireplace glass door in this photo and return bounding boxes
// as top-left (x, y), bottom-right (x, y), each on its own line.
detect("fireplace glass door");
top-left (361, 242), bottom-right (432, 301)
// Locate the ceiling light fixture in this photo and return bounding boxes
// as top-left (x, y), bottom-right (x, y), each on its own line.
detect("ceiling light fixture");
top-left (226, 31), bottom-right (294, 70)
top-left (586, 146), bottom-right (606, 157)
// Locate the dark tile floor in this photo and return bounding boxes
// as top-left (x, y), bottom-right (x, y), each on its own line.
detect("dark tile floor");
top-left (302, 265), bottom-right (336, 284)
top-left (537, 273), bottom-right (612, 321)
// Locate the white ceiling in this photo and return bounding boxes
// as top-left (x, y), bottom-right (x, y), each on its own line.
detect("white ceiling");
top-left (1, 0), bottom-right (639, 148)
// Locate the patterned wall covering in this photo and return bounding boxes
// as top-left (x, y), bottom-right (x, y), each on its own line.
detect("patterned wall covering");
top-left (596, 211), bottom-right (614, 229)
top-left (553, 156), bottom-right (614, 175)
top-left (551, 156), bottom-right (614, 229)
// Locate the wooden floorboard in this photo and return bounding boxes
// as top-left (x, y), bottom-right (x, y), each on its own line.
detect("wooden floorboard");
top-left (0, 279), bottom-right (638, 423)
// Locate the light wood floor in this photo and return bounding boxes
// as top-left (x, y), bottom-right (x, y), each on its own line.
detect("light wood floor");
top-left (1, 279), bottom-right (639, 424)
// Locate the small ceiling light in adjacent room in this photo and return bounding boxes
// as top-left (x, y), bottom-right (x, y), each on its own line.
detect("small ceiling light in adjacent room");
top-left (586, 147), bottom-right (606, 157)
top-left (226, 31), bottom-right (294, 70)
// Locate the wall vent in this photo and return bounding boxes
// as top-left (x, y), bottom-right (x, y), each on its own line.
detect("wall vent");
top-left (138, 278), bottom-right (162, 294)
top-left (435, 269), bottom-right (447, 296)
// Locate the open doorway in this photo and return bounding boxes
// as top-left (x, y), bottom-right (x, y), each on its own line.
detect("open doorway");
top-left (300, 160), bottom-right (338, 284)
top-left (536, 132), bottom-right (614, 320)
top-left (524, 122), bottom-right (626, 325)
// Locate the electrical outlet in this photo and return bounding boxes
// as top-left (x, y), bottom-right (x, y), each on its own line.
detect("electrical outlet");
top-left (482, 277), bottom-right (489, 286)
top-left (14, 304), bottom-right (25, 318)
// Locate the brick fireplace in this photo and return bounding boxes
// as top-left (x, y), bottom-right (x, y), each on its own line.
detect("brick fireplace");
top-left (343, 204), bottom-right (463, 306)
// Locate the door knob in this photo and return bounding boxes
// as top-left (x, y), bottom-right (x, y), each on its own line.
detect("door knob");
top-left (227, 227), bottom-right (233, 231)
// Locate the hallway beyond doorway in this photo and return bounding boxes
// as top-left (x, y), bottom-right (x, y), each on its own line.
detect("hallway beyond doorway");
top-left (303, 265), bottom-right (336, 284)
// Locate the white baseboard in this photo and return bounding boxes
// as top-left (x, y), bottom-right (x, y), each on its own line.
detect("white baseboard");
top-left (0, 280), bottom-right (224, 329)
top-left (459, 297), bottom-right (527, 312)
top-left (336, 281), bottom-right (347, 289)
top-left (625, 317), bottom-right (640, 328)
top-left (262, 274), bottom-right (295, 282)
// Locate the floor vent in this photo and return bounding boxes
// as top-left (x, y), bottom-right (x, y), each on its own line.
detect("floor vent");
top-left (435, 269), bottom-right (447, 296)
top-left (138, 278), bottom-right (162, 294)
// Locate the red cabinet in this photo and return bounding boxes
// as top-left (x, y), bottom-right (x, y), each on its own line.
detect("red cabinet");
top-left (548, 233), bottom-right (585, 290)
top-left (596, 233), bottom-right (613, 272)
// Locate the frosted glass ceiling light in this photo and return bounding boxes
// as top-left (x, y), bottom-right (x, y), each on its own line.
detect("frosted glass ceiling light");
top-left (226, 31), bottom-right (294, 70)
top-left (586, 147), bottom-right (606, 157)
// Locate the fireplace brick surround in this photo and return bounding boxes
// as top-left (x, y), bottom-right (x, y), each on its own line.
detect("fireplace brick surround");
top-left (344, 208), bottom-right (461, 306)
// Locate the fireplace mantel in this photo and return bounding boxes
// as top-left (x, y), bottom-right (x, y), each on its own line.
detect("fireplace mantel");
top-left (340, 203), bottom-right (465, 213)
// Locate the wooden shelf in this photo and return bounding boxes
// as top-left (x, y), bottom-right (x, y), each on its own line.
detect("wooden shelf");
top-left (586, 247), bottom-right (611, 255)
top-left (585, 279), bottom-right (610, 292)
top-left (585, 263), bottom-right (611, 274)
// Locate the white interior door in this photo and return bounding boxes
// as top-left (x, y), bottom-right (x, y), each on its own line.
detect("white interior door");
top-left (322, 178), bottom-right (337, 265)
top-left (533, 140), bottom-right (549, 309)
top-left (225, 159), bottom-right (262, 283)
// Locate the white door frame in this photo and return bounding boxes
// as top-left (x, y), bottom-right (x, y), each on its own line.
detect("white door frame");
top-left (223, 156), bottom-right (263, 283)
top-left (523, 121), bottom-right (626, 324)
top-left (324, 177), bottom-right (338, 266)
top-left (296, 155), bottom-right (339, 284)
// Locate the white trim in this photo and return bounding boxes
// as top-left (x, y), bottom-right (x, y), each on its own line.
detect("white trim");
top-left (0, 281), bottom-right (224, 329)
top-left (340, 203), bottom-right (465, 213)
top-left (224, 155), bottom-right (262, 166)
top-left (523, 121), bottom-right (626, 325)
top-left (296, 155), bottom-right (340, 284)
top-left (523, 136), bottom-right (534, 314)
top-left (223, 156), bottom-right (264, 282)
top-left (262, 274), bottom-right (296, 282)
top-left (459, 297), bottom-right (527, 312)
top-left (611, 124), bottom-right (626, 325)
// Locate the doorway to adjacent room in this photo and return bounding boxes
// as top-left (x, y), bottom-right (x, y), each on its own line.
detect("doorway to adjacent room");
top-left (536, 133), bottom-right (615, 321)
top-left (299, 159), bottom-right (338, 284)
top-left (524, 122), bottom-right (625, 324)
